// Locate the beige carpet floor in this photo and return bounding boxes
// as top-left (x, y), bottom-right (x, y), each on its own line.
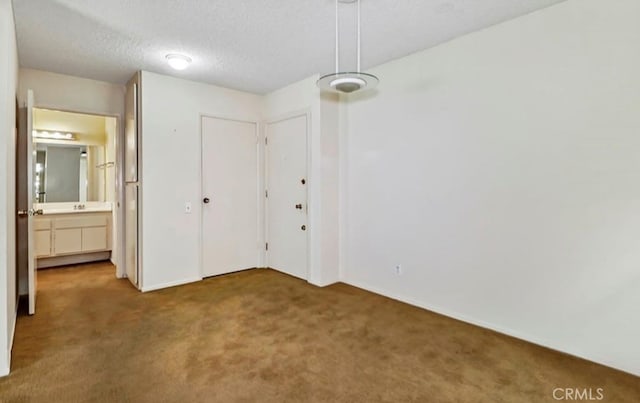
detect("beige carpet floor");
top-left (0, 262), bottom-right (638, 402)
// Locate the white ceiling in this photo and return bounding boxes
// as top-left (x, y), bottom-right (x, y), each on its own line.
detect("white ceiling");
top-left (13, 0), bottom-right (564, 94)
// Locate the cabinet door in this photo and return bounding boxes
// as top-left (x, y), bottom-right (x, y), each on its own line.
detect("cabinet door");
top-left (34, 230), bottom-right (51, 257)
top-left (54, 228), bottom-right (83, 255)
top-left (82, 227), bottom-right (108, 252)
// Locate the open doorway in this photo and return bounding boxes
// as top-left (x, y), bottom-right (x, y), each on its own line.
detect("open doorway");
top-left (17, 107), bottom-right (122, 304)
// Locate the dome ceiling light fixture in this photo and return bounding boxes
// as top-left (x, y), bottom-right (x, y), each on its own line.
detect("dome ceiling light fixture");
top-left (317, 0), bottom-right (379, 94)
top-left (166, 53), bottom-right (192, 70)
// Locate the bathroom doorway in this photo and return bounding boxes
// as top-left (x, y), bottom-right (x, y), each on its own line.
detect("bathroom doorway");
top-left (16, 105), bottom-right (123, 308)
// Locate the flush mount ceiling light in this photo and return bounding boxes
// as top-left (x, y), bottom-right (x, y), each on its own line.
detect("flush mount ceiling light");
top-left (166, 53), bottom-right (192, 70)
top-left (317, 0), bottom-right (379, 94)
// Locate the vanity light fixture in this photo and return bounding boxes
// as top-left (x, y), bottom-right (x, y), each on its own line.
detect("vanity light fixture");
top-left (166, 53), bottom-right (192, 70)
top-left (33, 130), bottom-right (76, 141)
top-left (317, 0), bottom-right (379, 94)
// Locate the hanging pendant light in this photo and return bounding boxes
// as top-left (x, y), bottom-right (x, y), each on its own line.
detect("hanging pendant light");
top-left (317, 0), bottom-right (379, 94)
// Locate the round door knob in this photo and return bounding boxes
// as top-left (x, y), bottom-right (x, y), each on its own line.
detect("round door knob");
top-left (203, 197), bottom-right (210, 204)
top-left (301, 225), bottom-right (306, 231)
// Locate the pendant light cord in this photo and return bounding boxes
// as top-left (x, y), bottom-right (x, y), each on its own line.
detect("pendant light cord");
top-left (335, 0), bottom-right (339, 74)
top-left (335, 0), bottom-right (362, 74)
top-left (357, 0), bottom-right (361, 72)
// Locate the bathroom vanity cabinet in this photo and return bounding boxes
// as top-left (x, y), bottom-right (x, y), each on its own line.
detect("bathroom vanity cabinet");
top-left (34, 211), bottom-right (112, 268)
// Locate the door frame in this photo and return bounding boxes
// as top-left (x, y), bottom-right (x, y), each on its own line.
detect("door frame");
top-left (27, 103), bottom-right (124, 278)
top-left (198, 113), bottom-right (261, 279)
top-left (264, 109), bottom-right (312, 280)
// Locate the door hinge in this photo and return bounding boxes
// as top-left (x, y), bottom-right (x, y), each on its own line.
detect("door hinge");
top-left (265, 137), bottom-right (268, 145)
top-left (265, 242), bottom-right (269, 251)
top-left (265, 190), bottom-right (268, 198)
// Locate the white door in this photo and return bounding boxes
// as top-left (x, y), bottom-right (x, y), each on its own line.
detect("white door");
top-left (26, 90), bottom-right (37, 315)
top-left (266, 115), bottom-right (308, 280)
top-left (201, 117), bottom-right (259, 277)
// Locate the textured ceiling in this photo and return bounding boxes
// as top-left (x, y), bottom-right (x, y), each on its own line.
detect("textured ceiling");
top-left (13, 0), bottom-right (565, 94)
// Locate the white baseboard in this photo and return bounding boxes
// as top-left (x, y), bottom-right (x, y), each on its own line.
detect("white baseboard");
top-left (0, 358), bottom-right (9, 377)
top-left (114, 263), bottom-right (125, 279)
top-left (342, 276), bottom-right (640, 377)
top-left (1, 304), bottom-right (19, 377)
top-left (308, 278), bottom-right (338, 288)
top-left (1, 341), bottom-right (11, 377)
top-left (141, 277), bottom-right (201, 292)
top-left (9, 305), bottom-right (17, 354)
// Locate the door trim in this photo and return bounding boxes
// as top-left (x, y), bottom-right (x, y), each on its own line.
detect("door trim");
top-left (264, 111), bottom-right (312, 281)
top-left (199, 114), bottom-right (261, 279)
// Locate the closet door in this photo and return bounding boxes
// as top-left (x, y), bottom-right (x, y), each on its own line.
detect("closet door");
top-left (201, 117), bottom-right (259, 277)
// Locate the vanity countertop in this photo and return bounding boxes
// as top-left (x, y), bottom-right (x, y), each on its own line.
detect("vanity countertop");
top-left (35, 202), bottom-right (113, 215)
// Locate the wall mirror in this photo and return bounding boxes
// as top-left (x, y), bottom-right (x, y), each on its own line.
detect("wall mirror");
top-left (33, 108), bottom-right (117, 204)
top-left (34, 143), bottom-right (106, 203)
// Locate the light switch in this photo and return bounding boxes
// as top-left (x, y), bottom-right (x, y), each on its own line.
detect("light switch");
top-left (185, 202), bottom-right (192, 214)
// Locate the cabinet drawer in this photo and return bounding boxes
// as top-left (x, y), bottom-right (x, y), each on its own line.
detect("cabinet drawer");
top-left (54, 228), bottom-right (83, 255)
top-left (56, 215), bottom-right (108, 229)
top-left (82, 227), bottom-right (108, 252)
top-left (35, 230), bottom-right (52, 257)
top-left (34, 219), bottom-right (51, 231)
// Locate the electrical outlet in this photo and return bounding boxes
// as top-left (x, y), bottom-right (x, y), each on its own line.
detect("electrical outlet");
top-left (185, 202), bottom-right (192, 214)
top-left (395, 264), bottom-right (402, 276)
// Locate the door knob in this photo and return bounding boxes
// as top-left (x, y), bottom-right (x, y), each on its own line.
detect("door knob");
top-left (17, 208), bottom-right (43, 217)
top-left (203, 197), bottom-right (210, 204)
top-left (301, 225), bottom-right (306, 231)
top-left (295, 204), bottom-right (303, 210)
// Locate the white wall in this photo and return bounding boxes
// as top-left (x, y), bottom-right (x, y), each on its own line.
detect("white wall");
top-left (318, 91), bottom-right (340, 285)
top-left (104, 118), bottom-right (118, 265)
top-left (343, 0), bottom-right (640, 376)
top-left (105, 118), bottom-right (117, 203)
top-left (19, 69), bottom-right (124, 117)
top-left (0, 0), bottom-right (18, 377)
top-left (264, 76), bottom-right (340, 286)
top-left (139, 71), bottom-right (263, 291)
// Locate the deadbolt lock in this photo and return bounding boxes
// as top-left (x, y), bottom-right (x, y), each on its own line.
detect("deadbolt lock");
top-left (295, 204), bottom-right (303, 210)
top-left (301, 225), bottom-right (306, 231)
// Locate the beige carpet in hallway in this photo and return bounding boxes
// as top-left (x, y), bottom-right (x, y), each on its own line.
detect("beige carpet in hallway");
top-left (0, 262), bottom-right (638, 402)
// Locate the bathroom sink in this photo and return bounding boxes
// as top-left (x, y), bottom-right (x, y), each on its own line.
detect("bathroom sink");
top-left (36, 203), bottom-right (113, 215)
